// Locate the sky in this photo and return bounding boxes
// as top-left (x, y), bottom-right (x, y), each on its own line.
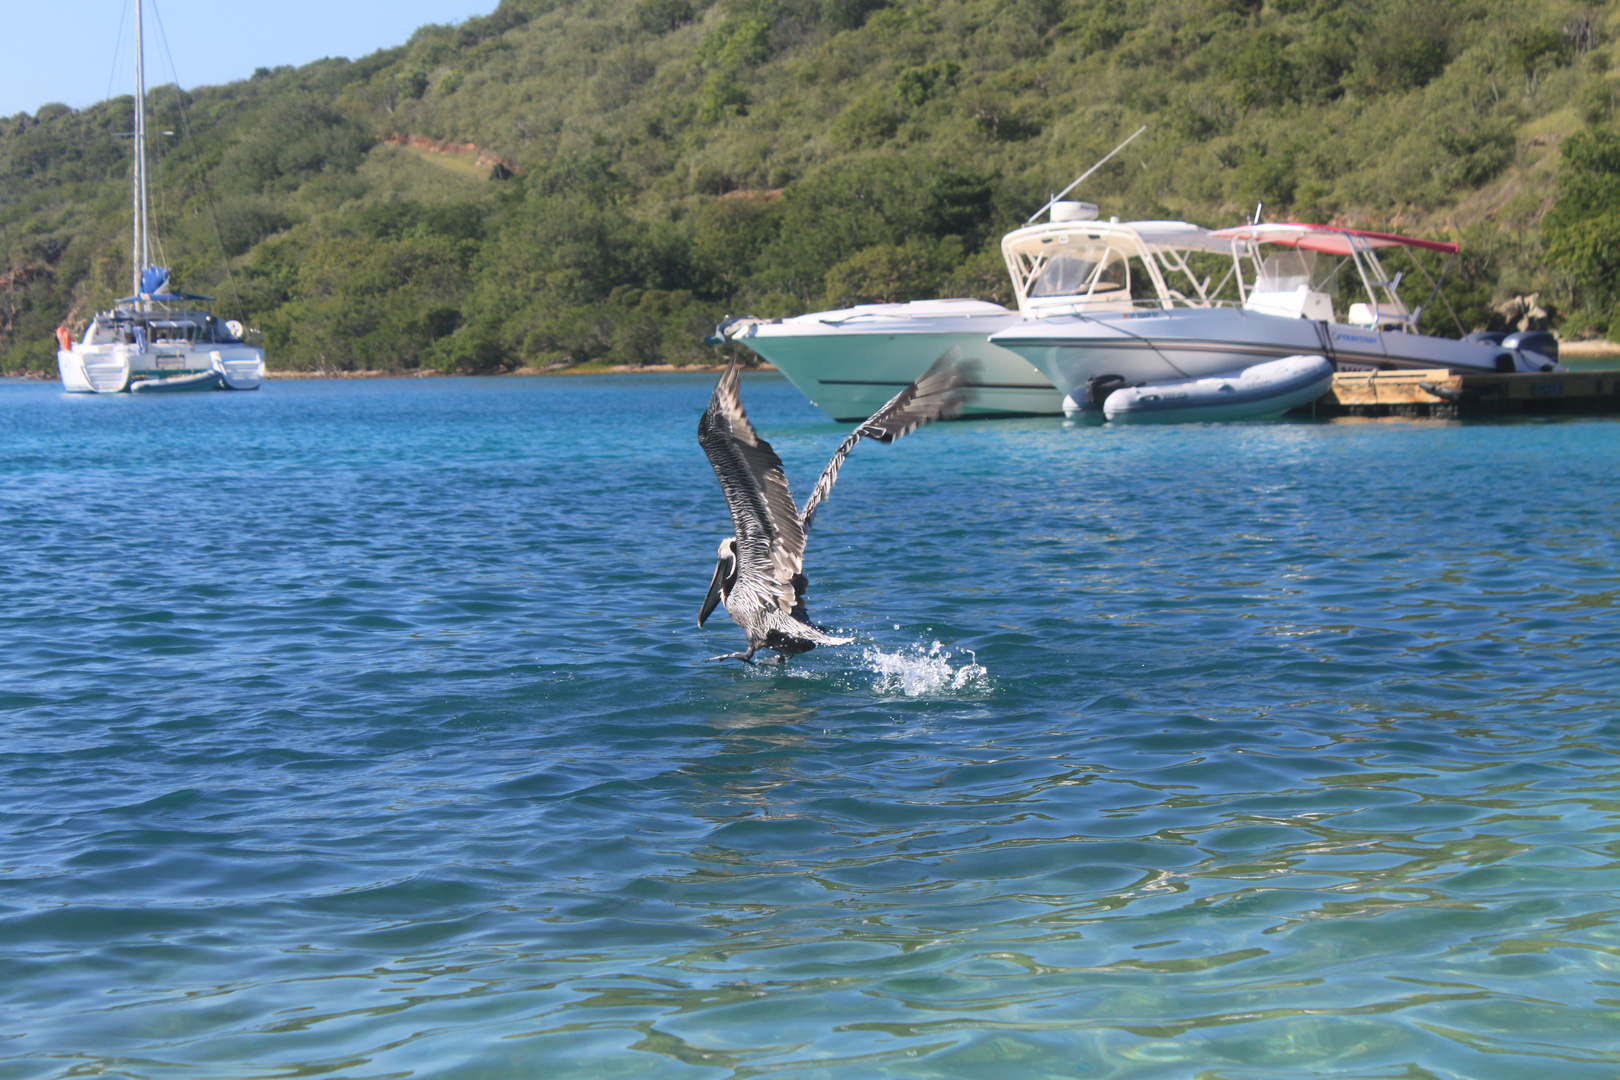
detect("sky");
top-left (0, 0), bottom-right (499, 118)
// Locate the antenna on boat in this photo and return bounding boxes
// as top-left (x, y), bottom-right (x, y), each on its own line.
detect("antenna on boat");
top-left (1025, 125), bottom-right (1148, 225)
top-left (1252, 202), bottom-right (1263, 225)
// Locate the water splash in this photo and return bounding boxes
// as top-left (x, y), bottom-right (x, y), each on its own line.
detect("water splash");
top-left (864, 640), bottom-right (989, 697)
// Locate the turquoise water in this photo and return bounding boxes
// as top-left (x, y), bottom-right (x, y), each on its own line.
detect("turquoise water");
top-left (2, 373), bottom-right (1618, 1079)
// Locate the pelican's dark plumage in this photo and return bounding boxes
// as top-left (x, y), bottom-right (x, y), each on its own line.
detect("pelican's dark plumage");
top-left (696, 351), bottom-right (976, 664)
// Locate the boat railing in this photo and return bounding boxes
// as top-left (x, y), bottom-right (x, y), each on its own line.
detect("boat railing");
top-left (815, 312), bottom-right (978, 326)
top-left (1023, 294), bottom-right (1246, 316)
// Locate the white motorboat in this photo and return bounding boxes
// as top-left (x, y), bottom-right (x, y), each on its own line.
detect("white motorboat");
top-left (1099, 354), bottom-right (1336, 424)
top-left (714, 204), bottom-right (1229, 422)
top-left (56, 1), bottom-right (263, 394)
top-left (713, 299), bottom-right (1048, 421)
top-left (991, 222), bottom-right (1560, 413)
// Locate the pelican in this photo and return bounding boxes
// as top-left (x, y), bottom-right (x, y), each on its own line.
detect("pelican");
top-left (696, 351), bottom-right (976, 664)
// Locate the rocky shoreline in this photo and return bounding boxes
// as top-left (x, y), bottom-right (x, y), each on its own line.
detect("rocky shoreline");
top-left (1554, 340), bottom-right (1620, 357)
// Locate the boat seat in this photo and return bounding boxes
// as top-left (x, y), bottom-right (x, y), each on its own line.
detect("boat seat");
top-left (1348, 301), bottom-right (1413, 329)
top-left (1245, 287), bottom-right (1333, 321)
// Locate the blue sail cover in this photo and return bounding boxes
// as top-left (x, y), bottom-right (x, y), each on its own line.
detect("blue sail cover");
top-left (116, 265), bottom-right (215, 303)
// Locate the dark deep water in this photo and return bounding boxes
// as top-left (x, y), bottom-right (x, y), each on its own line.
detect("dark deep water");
top-left (1, 373), bottom-right (1617, 1079)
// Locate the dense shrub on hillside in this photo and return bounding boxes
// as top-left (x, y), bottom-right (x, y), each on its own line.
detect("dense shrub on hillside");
top-left (1544, 127), bottom-right (1620, 335)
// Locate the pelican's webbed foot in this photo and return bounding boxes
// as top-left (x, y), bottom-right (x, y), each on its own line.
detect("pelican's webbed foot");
top-left (707, 650), bottom-right (757, 665)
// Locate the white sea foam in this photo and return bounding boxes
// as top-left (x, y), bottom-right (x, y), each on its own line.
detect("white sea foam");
top-left (864, 641), bottom-right (989, 697)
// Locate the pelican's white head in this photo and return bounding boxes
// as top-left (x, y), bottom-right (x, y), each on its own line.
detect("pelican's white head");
top-left (698, 537), bottom-right (738, 627)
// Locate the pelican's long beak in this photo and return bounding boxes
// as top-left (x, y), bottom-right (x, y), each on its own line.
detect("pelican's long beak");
top-left (698, 555), bottom-right (730, 627)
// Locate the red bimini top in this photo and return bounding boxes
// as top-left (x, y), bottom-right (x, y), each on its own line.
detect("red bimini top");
top-left (1209, 223), bottom-right (1459, 257)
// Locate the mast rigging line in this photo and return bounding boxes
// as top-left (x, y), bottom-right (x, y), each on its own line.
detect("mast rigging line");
top-left (104, 0), bottom-right (134, 114)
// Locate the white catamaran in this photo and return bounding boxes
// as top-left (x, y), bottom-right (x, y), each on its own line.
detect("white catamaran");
top-left (56, 1), bottom-right (263, 394)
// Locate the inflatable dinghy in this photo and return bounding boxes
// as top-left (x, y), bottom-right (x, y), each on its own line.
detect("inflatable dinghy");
top-left (129, 369), bottom-right (224, 394)
top-left (1101, 354), bottom-right (1335, 424)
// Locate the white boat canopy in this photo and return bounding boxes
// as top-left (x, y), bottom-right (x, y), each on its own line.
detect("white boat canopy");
top-left (1000, 219), bottom-right (1237, 316)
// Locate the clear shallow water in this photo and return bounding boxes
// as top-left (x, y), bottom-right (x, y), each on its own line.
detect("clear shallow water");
top-left (1, 373), bottom-right (1618, 1079)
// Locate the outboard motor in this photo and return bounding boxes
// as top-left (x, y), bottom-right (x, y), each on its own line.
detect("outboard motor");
top-left (1503, 330), bottom-right (1559, 371)
top-left (1062, 373), bottom-right (1129, 420)
top-left (1087, 373), bottom-right (1128, 409)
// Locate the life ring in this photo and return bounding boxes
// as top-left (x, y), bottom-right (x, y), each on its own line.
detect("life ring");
top-left (55, 325), bottom-right (73, 351)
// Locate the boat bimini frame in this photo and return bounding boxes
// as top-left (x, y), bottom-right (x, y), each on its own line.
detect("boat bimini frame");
top-left (1000, 214), bottom-right (1239, 317)
top-left (1209, 223), bottom-right (1462, 336)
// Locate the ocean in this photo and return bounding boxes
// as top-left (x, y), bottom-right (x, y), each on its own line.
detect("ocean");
top-left (1, 372), bottom-right (1617, 1078)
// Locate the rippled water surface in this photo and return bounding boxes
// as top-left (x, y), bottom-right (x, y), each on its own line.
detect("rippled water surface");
top-left (2, 374), bottom-right (1618, 1079)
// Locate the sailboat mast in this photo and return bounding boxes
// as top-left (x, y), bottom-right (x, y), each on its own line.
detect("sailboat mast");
top-left (132, 0), bottom-right (148, 307)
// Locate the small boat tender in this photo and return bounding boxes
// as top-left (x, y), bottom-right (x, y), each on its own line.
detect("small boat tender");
top-left (1087, 354), bottom-right (1335, 424)
top-left (129, 368), bottom-right (224, 394)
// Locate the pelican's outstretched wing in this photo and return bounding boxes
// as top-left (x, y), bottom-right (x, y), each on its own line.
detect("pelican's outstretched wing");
top-left (799, 350), bottom-right (978, 535)
top-left (698, 358), bottom-right (805, 614)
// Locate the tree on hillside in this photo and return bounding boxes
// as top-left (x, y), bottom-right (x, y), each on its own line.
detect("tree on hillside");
top-left (1543, 128), bottom-right (1620, 335)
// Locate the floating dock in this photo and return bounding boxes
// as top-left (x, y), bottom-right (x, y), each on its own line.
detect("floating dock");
top-left (1306, 368), bottom-right (1620, 419)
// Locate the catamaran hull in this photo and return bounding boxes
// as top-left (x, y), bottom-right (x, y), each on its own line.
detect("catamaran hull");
top-left (213, 350), bottom-right (265, 390)
top-left (57, 349), bottom-right (96, 393)
top-left (992, 308), bottom-right (1547, 406)
top-left (58, 347), bottom-right (136, 393)
top-left (57, 345), bottom-right (264, 393)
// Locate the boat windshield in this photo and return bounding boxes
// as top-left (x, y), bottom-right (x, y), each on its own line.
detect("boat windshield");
top-left (150, 321), bottom-right (200, 344)
top-left (1029, 245), bottom-right (1129, 298)
top-left (1255, 250), bottom-right (1338, 295)
top-left (95, 311), bottom-right (243, 346)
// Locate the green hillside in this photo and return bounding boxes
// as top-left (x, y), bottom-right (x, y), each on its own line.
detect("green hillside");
top-left (3, 0), bottom-right (1617, 374)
